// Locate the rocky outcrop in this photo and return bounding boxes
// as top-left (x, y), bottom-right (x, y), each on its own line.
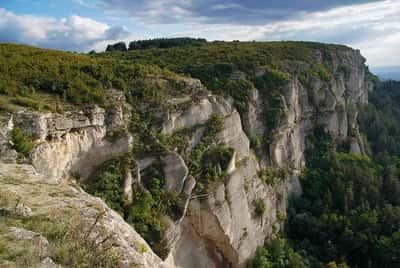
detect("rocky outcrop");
top-left (0, 162), bottom-right (164, 268)
top-left (162, 152), bottom-right (189, 193)
top-left (160, 90), bottom-right (289, 268)
top-left (7, 226), bottom-right (49, 256)
top-left (162, 95), bottom-right (233, 135)
top-left (243, 49), bottom-right (371, 177)
top-left (7, 103), bottom-right (132, 182)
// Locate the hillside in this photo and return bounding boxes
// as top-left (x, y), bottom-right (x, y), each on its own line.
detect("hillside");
top-left (0, 42), bottom-right (399, 268)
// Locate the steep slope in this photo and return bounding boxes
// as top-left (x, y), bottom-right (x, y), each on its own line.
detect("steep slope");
top-left (0, 42), bottom-right (373, 267)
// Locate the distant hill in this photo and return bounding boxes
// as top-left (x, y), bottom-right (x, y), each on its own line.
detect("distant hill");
top-left (370, 66), bottom-right (400, 81)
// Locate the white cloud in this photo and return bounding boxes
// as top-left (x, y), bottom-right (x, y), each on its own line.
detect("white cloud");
top-left (0, 8), bottom-right (130, 51)
top-left (0, 0), bottom-right (399, 66)
top-left (210, 3), bottom-right (243, 11)
top-left (354, 32), bottom-right (400, 66)
top-left (168, 0), bottom-right (400, 66)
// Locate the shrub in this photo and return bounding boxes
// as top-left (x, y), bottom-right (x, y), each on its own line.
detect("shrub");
top-left (248, 236), bottom-right (307, 268)
top-left (83, 157), bottom-right (126, 215)
top-left (11, 128), bottom-right (34, 157)
top-left (11, 96), bottom-right (53, 111)
top-left (0, 98), bottom-right (13, 112)
top-left (254, 198), bottom-right (266, 217)
top-left (277, 211), bottom-right (286, 222)
top-left (83, 154), bottom-right (183, 259)
top-left (254, 68), bottom-right (290, 92)
top-left (223, 78), bottom-right (253, 112)
top-left (201, 145), bottom-right (234, 185)
top-left (188, 114), bottom-right (224, 176)
top-left (140, 244), bottom-right (148, 254)
top-left (48, 212), bottom-right (119, 267)
top-left (1, 210), bottom-right (119, 267)
top-left (259, 168), bottom-right (288, 187)
top-left (250, 134), bottom-right (262, 150)
top-left (310, 64), bottom-right (332, 82)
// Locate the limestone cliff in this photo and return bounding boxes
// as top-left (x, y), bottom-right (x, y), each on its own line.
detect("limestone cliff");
top-left (0, 46), bottom-right (372, 267)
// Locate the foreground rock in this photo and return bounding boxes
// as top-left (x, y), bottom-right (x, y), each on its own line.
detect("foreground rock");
top-left (0, 163), bottom-right (165, 268)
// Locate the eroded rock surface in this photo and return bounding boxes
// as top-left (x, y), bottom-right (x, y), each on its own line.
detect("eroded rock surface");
top-left (0, 163), bottom-right (164, 268)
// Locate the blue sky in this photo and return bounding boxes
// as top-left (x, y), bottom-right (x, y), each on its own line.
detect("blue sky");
top-left (0, 0), bottom-right (399, 67)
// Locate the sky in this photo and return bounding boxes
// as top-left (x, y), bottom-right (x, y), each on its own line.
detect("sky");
top-left (0, 0), bottom-right (399, 67)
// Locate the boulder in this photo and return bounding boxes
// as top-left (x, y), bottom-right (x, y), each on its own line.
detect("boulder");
top-left (162, 152), bottom-right (189, 194)
top-left (7, 227), bottom-right (49, 256)
top-left (15, 202), bottom-right (32, 217)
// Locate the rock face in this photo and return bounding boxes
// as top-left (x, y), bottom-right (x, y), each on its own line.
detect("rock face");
top-left (162, 152), bottom-right (189, 193)
top-left (164, 49), bottom-right (371, 268)
top-left (162, 88), bottom-right (290, 268)
top-left (0, 49), bottom-right (372, 267)
top-left (0, 163), bottom-right (164, 268)
top-left (9, 103), bottom-right (132, 182)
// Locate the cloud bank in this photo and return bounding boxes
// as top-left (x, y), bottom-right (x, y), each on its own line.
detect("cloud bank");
top-left (96, 0), bottom-right (379, 25)
top-left (0, 0), bottom-right (398, 66)
top-left (0, 8), bottom-right (130, 51)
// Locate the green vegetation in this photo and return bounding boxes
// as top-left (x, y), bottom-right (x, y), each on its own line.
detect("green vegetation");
top-left (249, 134), bottom-right (262, 150)
top-left (83, 155), bottom-right (183, 259)
top-left (11, 127), bottom-right (34, 158)
top-left (187, 114), bottom-right (224, 176)
top-left (184, 114), bottom-right (231, 193)
top-left (359, 79), bottom-right (400, 157)
top-left (252, 68), bottom-right (290, 138)
top-left (127, 38), bottom-right (207, 50)
top-left (248, 236), bottom-right (307, 268)
top-left (0, 190), bottom-right (118, 267)
top-left (83, 156), bottom-right (127, 215)
top-left (285, 125), bottom-right (400, 267)
top-left (259, 168), bottom-right (288, 187)
top-left (0, 43), bottom-right (181, 110)
top-left (309, 64), bottom-right (332, 82)
top-left (201, 145), bottom-right (234, 184)
top-left (106, 41), bottom-right (127, 52)
top-left (254, 198), bottom-right (266, 217)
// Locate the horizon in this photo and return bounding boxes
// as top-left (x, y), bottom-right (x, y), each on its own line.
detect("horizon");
top-left (0, 0), bottom-right (399, 69)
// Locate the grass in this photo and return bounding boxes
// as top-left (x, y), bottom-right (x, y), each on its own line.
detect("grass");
top-left (0, 210), bottom-right (119, 267)
top-left (0, 228), bottom-right (42, 267)
top-left (0, 188), bottom-right (119, 267)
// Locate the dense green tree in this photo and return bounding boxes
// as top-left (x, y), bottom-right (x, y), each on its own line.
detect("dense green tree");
top-left (106, 41), bottom-right (127, 52)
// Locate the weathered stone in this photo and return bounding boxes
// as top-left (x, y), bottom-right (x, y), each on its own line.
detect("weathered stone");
top-left (15, 202), bottom-right (32, 217)
top-left (216, 111), bottom-right (250, 160)
top-left (40, 257), bottom-right (61, 268)
top-left (138, 157), bottom-right (157, 171)
top-left (182, 175), bottom-right (196, 197)
top-left (162, 152), bottom-right (189, 193)
top-left (226, 151), bottom-right (236, 174)
top-left (162, 95), bottom-right (233, 135)
top-left (123, 167), bottom-right (133, 205)
top-left (7, 227), bottom-right (49, 256)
